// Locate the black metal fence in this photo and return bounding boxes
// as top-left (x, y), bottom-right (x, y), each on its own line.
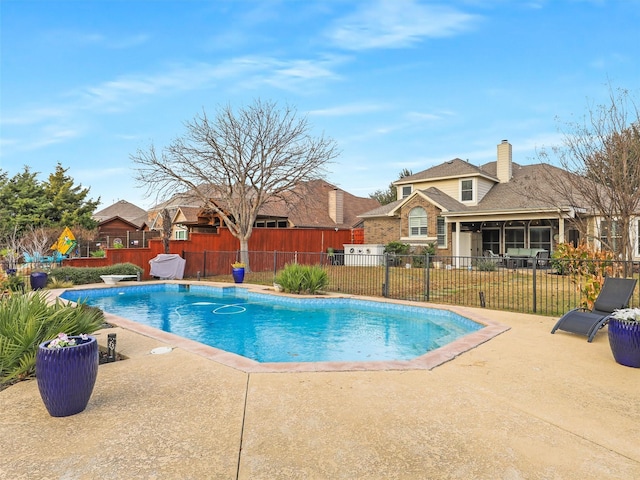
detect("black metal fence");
top-left (182, 250), bottom-right (640, 317)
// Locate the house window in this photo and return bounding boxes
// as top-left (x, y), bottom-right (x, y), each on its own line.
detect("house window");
top-left (402, 186), bottom-right (412, 199)
top-left (600, 220), bottom-right (621, 252)
top-left (505, 222), bottom-right (525, 249)
top-left (530, 227), bottom-right (551, 251)
top-left (175, 229), bottom-right (188, 240)
top-left (436, 217), bottom-right (446, 247)
top-left (482, 229), bottom-right (500, 254)
top-left (460, 179), bottom-right (473, 202)
top-left (408, 207), bottom-right (427, 236)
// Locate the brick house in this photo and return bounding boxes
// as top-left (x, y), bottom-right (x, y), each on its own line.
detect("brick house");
top-left (360, 140), bottom-right (638, 260)
top-left (150, 179), bottom-right (380, 240)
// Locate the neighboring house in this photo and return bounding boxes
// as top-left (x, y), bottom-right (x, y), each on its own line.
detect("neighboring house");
top-left (360, 140), bottom-right (639, 260)
top-left (152, 179), bottom-right (380, 240)
top-left (92, 200), bottom-right (151, 247)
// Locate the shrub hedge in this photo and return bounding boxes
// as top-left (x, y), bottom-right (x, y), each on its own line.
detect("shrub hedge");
top-left (48, 263), bottom-right (143, 285)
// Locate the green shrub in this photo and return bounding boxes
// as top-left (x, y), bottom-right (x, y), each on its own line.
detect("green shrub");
top-left (412, 244), bottom-right (436, 268)
top-left (275, 263), bottom-right (329, 294)
top-left (48, 263), bottom-right (142, 285)
top-left (476, 259), bottom-right (498, 272)
top-left (384, 241), bottom-right (410, 255)
top-left (90, 250), bottom-right (106, 258)
top-left (384, 241), bottom-right (410, 266)
top-left (1, 274), bottom-right (25, 293)
top-left (0, 292), bottom-right (104, 387)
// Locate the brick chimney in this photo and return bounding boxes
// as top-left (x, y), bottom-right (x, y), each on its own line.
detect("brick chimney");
top-left (497, 139), bottom-right (512, 183)
top-left (328, 188), bottom-right (344, 224)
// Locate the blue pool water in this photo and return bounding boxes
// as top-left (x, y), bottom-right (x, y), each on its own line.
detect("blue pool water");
top-left (60, 284), bottom-right (483, 363)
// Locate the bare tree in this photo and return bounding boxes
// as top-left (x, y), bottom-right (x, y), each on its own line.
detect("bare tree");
top-left (1, 225), bottom-right (23, 271)
top-left (21, 226), bottom-right (57, 266)
top-left (132, 99), bottom-right (339, 267)
top-left (538, 86), bottom-right (640, 261)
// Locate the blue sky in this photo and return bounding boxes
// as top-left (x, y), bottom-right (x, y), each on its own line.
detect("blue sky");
top-left (1, 0), bottom-right (639, 210)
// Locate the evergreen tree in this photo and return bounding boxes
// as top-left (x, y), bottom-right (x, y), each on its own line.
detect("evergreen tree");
top-left (42, 163), bottom-right (99, 230)
top-left (0, 167), bottom-right (47, 237)
top-left (0, 164), bottom-right (99, 240)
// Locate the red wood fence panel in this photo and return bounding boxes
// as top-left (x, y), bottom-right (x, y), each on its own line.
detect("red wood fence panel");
top-left (62, 227), bottom-right (364, 279)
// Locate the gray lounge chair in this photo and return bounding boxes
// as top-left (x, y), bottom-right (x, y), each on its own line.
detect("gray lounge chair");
top-left (483, 250), bottom-right (503, 266)
top-left (551, 277), bottom-right (637, 342)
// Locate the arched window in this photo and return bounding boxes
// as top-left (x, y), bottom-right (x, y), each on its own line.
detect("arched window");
top-left (409, 207), bottom-right (427, 236)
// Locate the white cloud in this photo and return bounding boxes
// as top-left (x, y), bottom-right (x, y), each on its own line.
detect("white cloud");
top-left (309, 103), bottom-right (388, 116)
top-left (326, 0), bottom-right (480, 50)
top-left (44, 30), bottom-right (150, 49)
top-left (0, 55), bottom-right (346, 154)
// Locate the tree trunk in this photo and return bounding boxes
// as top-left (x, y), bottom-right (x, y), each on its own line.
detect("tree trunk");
top-left (239, 238), bottom-right (250, 271)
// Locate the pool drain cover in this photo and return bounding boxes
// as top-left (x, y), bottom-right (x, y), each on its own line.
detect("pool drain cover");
top-left (150, 346), bottom-right (173, 355)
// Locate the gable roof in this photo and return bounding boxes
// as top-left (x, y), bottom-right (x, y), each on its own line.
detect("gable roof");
top-left (258, 179), bottom-right (380, 228)
top-left (361, 159), bottom-right (584, 219)
top-left (93, 200), bottom-right (148, 228)
top-left (173, 206), bottom-right (203, 224)
top-left (453, 162), bottom-right (581, 214)
top-left (394, 158), bottom-right (498, 185)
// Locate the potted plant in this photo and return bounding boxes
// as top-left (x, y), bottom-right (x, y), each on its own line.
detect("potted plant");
top-left (231, 262), bottom-right (245, 284)
top-left (608, 308), bottom-right (640, 368)
top-left (36, 333), bottom-right (99, 417)
top-left (29, 268), bottom-right (48, 290)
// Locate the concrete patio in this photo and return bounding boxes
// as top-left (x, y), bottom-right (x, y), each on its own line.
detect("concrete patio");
top-left (1, 293), bottom-right (639, 479)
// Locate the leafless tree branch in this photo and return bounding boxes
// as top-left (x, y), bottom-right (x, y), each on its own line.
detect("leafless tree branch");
top-left (131, 99), bottom-right (339, 266)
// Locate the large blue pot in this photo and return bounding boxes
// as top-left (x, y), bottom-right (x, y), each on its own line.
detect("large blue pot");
top-left (30, 272), bottom-right (48, 290)
top-left (232, 267), bottom-right (245, 284)
top-left (608, 319), bottom-right (640, 368)
top-left (36, 335), bottom-right (99, 417)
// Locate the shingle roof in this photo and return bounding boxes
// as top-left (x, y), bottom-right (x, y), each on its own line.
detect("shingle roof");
top-left (395, 158), bottom-right (498, 184)
top-left (263, 179), bottom-right (380, 228)
top-left (173, 206), bottom-right (203, 224)
top-left (358, 198), bottom-right (402, 218)
top-left (153, 179), bottom-right (380, 229)
top-left (93, 200), bottom-right (148, 227)
top-left (460, 162), bottom-right (578, 213)
top-left (420, 187), bottom-right (468, 212)
top-left (360, 160), bottom-right (584, 218)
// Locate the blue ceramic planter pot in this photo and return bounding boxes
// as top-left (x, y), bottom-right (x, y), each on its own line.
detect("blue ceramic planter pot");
top-left (30, 272), bottom-right (48, 290)
top-left (608, 319), bottom-right (640, 368)
top-left (232, 267), bottom-right (245, 283)
top-left (36, 336), bottom-right (99, 417)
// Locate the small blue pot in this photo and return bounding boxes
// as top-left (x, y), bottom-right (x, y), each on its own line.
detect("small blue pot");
top-left (36, 336), bottom-right (99, 417)
top-left (232, 267), bottom-right (245, 284)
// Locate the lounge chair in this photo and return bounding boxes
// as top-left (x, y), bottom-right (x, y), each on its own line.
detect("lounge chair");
top-left (483, 250), bottom-right (503, 266)
top-left (551, 277), bottom-right (637, 342)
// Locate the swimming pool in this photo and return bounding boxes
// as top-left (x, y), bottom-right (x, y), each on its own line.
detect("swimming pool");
top-left (60, 284), bottom-right (485, 365)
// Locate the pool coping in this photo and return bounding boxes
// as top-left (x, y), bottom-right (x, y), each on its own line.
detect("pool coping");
top-left (53, 281), bottom-right (510, 373)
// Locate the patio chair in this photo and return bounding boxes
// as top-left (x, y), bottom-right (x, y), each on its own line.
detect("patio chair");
top-left (551, 277), bottom-right (637, 342)
top-left (528, 250), bottom-right (550, 268)
top-left (483, 250), bottom-right (503, 266)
